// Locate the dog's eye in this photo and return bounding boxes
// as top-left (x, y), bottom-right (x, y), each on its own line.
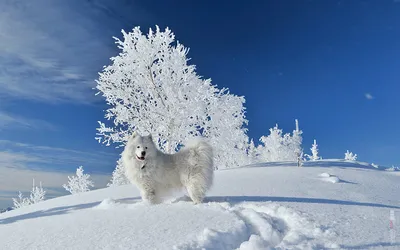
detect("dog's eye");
top-left (145, 147), bottom-right (148, 149)
top-left (136, 146), bottom-right (140, 148)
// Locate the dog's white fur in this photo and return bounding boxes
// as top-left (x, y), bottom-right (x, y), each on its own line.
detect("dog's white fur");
top-left (121, 132), bottom-right (214, 204)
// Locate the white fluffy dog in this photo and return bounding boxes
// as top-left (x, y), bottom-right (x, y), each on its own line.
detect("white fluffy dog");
top-left (121, 132), bottom-right (214, 204)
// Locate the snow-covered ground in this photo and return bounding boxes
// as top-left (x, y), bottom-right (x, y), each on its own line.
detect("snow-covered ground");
top-left (0, 161), bottom-right (399, 249)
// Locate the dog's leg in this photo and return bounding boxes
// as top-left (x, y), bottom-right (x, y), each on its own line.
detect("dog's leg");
top-left (140, 181), bottom-right (161, 204)
top-left (186, 181), bottom-right (206, 204)
top-left (141, 189), bottom-right (161, 204)
top-left (142, 189), bottom-right (155, 203)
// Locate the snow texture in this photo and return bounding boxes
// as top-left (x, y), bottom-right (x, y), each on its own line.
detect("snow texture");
top-left (1, 161), bottom-right (399, 250)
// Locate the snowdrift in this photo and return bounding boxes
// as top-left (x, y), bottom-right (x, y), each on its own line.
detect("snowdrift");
top-left (1, 161), bottom-right (399, 249)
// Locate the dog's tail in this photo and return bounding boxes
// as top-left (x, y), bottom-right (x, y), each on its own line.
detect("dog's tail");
top-left (184, 137), bottom-right (214, 188)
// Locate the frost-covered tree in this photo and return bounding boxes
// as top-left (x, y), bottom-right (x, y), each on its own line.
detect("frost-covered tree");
top-left (95, 25), bottom-right (249, 168)
top-left (289, 119), bottom-right (303, 160)
top-left (12, 179), bottom-right (46, 209)
top-left (202, 89), bottom-right (249, 168)
top-left (63, 166), bottom-right (94, 194)
top-left (247, 139), bottom-right (259, 164)
top-left (107, 159), bottom-right (130, 187)
top-left (305, 139), bottom-right (321, 161)
top-left (256, 120), bottom-right (303, 162)
top-left (257, 124), bottom-right (287, 162)
top-left (344, 150), bottom-right (357, 161)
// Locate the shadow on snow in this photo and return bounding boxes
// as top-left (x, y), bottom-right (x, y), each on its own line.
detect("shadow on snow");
top-left (233, 160), bottom-right (392, 172)
top-left (0, 197), bottom-right (140, 225)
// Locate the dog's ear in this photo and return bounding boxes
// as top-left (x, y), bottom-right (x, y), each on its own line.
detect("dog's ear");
top-left (147, 134), bottom-right (152, 140)
top-left (131, 131), bottom-right (137, 138)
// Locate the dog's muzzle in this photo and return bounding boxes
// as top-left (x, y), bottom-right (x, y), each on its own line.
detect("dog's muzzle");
top-left (136, 151), bottom-right (146, 161)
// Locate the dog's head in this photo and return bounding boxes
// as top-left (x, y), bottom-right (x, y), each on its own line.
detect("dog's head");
top-left (125, 131), bottom-right (155, 162)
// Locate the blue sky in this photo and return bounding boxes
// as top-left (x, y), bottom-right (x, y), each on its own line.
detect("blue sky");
top-left (1, 0), bottom-right (400, 207)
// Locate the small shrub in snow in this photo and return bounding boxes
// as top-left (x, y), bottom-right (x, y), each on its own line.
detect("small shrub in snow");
top-left (12, 192), bottom-right (32, 209)
top-left (107, 159), bottom-right (130, 187)
top-left (344, 150), bottom-right (357, 161)
top-left (386, 165), bottom-right (400, 171)
top-left (30, 179), bottom-right (46, 204)
top-left (305, 139), bottom-right (321, 161)
top-left (63, 166), bottom-right (94, 194)
top-left (12, 179), bottom-right (46, 209)
top-left (296, 149), bottom-right (304, 167)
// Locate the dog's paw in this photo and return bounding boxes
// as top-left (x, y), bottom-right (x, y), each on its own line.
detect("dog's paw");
top-left (190, 197), bottom-right (203, 205)
top-left (142, 193), bottom-right (163, 205)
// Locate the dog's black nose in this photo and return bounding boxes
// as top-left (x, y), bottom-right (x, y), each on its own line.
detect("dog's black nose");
top-left (141, 151), bottom-right (146, 156)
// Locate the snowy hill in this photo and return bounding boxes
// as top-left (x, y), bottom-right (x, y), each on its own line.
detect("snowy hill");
top-left (0, 161), bottom-right (399, 249)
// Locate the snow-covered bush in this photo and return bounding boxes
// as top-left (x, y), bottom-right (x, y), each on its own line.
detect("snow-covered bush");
top-left (107, 159), bottom-right (130, 187)
top-left (95, 25), bottom-right (249, 168)
top-left (30, 179), bottom-right (46, 204)
top-left (257, 124), bottom-right (287, 162)
top-left (305, 139), bottom-right (321, 161)
top-left (63, 166), bottom-right (94, 194)
top-left (12, 179), bottom-right (46, 209)
top-left (256, 120), bottom-right (303, 162)
top-left (296, 149), bottom-right (304, 167)
top-left (386, 165), bottom-right (400, 171)
top-left (12, 192), bottom-right (32, 209)
top-left (344, 150), bottom-right (357, 161)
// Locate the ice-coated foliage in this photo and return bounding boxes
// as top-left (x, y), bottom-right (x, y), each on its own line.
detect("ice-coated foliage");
top-left (95, 26), bottom-right (248, 168)
top-left (305, 139), bottom-right (321, 161)
top-left (344, 150), bottom-right (357, 161)
top-left (107, 159), bottom-right (130, 187)
top-left (290, 119), bottom-right (303, 160)
top-left (371, 163), bottom-right (379, 168)
top-left (12, 179), bottom-right (46, 209)
top-left (256, 120), bottom-right (303, 162)
top-left (63, 166), bottom-right (94, 194)
top-left (202, 88), bottom-right (249, 168)
top-left (29, 179), bottom-right (46, 204)
top-left (296, 150), bottom-right (304, 167)
top-left (247, 139), bottom-right (259, 164)
top-left (12, 192), bottom-right (32, 209)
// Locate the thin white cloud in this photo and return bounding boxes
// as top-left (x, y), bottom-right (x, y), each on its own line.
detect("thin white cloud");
top-left (0, 111), bottom-right (57, 131)
top-left (0, 0), bottom-right (153, 104)
top-left (365, 93), bottom-right (375, 100)
top-left (0, 140), bottom-right (117, 172)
